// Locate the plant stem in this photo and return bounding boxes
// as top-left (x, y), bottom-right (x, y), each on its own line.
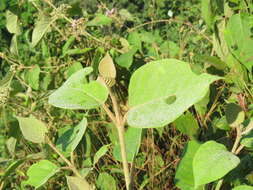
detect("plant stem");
top-left (231, 126), bottom-right (242, 154)
top-left (102, 88), bottom-right (131, 190)
top-left (47, 138), bottom-right (82, 178)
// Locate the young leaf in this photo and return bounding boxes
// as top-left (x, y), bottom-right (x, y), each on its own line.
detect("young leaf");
top-left (96, 172), bottom-right (117, 190)
top-left (93, 144), bottom-right (110, 166)
top-left (175, 141), bottom-right (201, 190)
top-left (48, 67), bottom-right (109, 110)
top-left (16, 116), bottom-right (48, 144)
top-left (127, 59), bottom-right (221, 128)
top-left (66, 62), bottom-right (83, 78)
top-left (193, 141), bottom-right (240, 187)
top-left (25, 65), bottom-right (41, 90)
top-left (113, 128), bottom-right (142, 163)
top-left (232, 185), bottom-right (253, 190)
top-left (67, 176), bottom-right (93, 190)
top-left (32, 15), bottom-right (55, 47)
top-left (5, 10), bottom-right (21, 34)
top-left (22, 160), bottom-right (59, 189)
top-left (115, 48), bottom-right (137, 69)
top-left (56, 118), bottom-right (88, 157)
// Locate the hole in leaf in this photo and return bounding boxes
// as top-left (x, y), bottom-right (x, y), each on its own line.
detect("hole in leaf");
top-left (165, 95), bottom-right (176, 105)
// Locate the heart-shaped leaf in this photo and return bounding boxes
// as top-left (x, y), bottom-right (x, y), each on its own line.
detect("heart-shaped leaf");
top-left (193, 141), bottom-right (240, 187)
top-left (22, 160), bottom-right (59, 189)
top-left (48, 67), bottom-right (108, 110)
top-left (127, 59), bottom-right (221, 128)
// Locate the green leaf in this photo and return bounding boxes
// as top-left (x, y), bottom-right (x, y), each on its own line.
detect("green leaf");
top-left (93, 144), bottom-right (110, 166)
top-left (128, 32), bottom-right (142, 51)
top-left (66, 62), bottom-right (83, 78)
top-left (241, 130), bottom-right (253, 148)
top-left (22, 160), bottom-right (59, 189)
top-left (201, 0), bottom-right (215, 29)
top-left (113, 128), bottom-right (142, 163)
top-left (56, 117), bottom-right (88, 157)
top-left (5, 10), bottom-right (21, 34)
top-left (10, 35), bottom-right (19, 56)
top-left (115, 48), bottom-right (137, 69)
top-left (96, 172), bottom-right (117, 190)
top-left (193, 141), bottom-right (240, 187)
top-left (67, 176), bottom-right (93, 190)
top-left (48, 67), bottom-right (109, 110)
top-left (224, 13), bottom-right (253, 70)
top-left (32, 15), bottom-right (55, 47)
top-left (232, 185), bottom-right (253, 190)
top-left (127, 59), bottom-right (221, 128)
top-left (25, 65), bottom-right (40, 90)
top-left (174, 111), bottom-right (199, 139)
top-left (87, 14), bottom-right (112, 26)
top-left (17, 116), bottom-right (48, 144)
top-left (175, 141), bottom-right (201, 190)
top-left (214, 116), bottom-right (231, 131)
top-left (225, 103), bottom-right (245, 127)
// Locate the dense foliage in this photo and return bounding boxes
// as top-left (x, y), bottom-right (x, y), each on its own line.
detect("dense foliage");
top-left (1, 0), bottom-right (253, 189)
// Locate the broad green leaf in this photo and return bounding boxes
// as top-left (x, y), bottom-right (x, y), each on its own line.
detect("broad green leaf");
top-left (225, 103), bottom-right (245, 127)
top-left (127, 59), bottom-right (221, 128)
top-left (96, 172), bottom-right (117, 190)
top-left (201, 0), bottom-right (215, 29)
top-left (48, 67), bottom-right (109, 110)
top-left (232, 185), bottom-right (253, 190)
top-left (115, 48), bottom-right (137, 69)
top-left (22, 160), bottom-right (59, 189)
top-left (25, 65), bottom-right (40, 90)
top-left (174, 111), bottom-right (199, 139)
top-left (6, 10), bottom-right (21, 34)
top-left (175, 141), bottom-right (201, 190)
top-left (193, 141), bottom-right (240, 187)
top-left (113, 128), bottom-right (142, 163)
top-left (66, 62), bottom-right (83, 78)
top-left (32, 15), bottom-right (55, 47)
top-left (67, 176), bottom-right (93, 190)
top-left (17, 116), bottom-right (48, 144)
top-left (87, 14), bottom-right (112, 26)
top-left (224, 13), bottom-right (253, 70)
top-left (56, 118), bottom-right (88, 157)
top-left (93, 144), bottom-right (110, 166)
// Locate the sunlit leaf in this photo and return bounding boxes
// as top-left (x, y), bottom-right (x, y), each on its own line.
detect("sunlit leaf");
top-left (22, 160), bottom-right (59, 189)
top-left (127, 59), bottom-right (221, 128)
top-left (48, 67), bottom-right (109, 110)
top-left (193, 141), bottom-right (240, 187)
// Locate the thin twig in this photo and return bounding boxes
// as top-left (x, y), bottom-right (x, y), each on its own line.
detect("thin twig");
top-left (47, 138), bottom-right (82, 178)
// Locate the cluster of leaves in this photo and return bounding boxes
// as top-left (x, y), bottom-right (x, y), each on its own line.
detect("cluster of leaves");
top-left (1, 0), bottom-right (253, 190)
